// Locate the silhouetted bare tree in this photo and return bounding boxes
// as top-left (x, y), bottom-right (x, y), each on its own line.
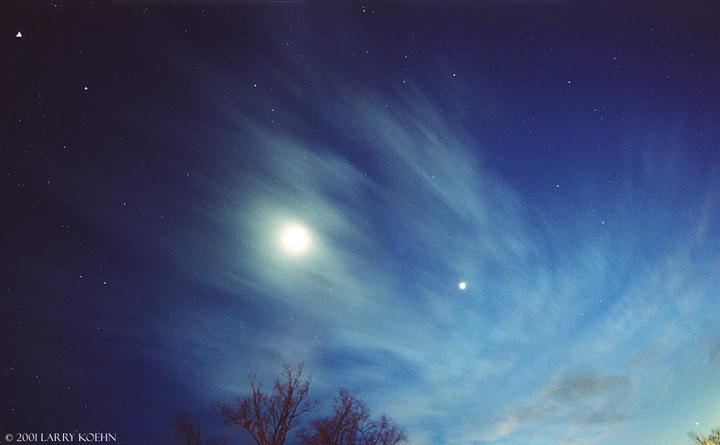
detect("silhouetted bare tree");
top-left (689, 428), bottom-right (720, 445)
top-left (174, 414), bottom-right (203, 445)
top-left (217, 364), bottom-right (317, 445)
top-left (299, 390), bottom-right (406, 445)
top-left (173, 412), bottom-right (228, 445)
top-left (173, 365), bottom-right (407, 445)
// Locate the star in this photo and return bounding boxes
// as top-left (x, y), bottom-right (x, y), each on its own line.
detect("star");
top-left (16, 31), bottom-right (22, 38)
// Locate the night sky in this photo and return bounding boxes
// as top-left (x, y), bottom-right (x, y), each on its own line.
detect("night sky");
top-left (3, 2), bottom-right (720, 444)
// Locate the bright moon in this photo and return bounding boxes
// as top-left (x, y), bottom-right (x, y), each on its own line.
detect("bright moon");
top-left (280, 224), bottom-right (311, 255)
top-left (458, 281), bottom-right (467, 290)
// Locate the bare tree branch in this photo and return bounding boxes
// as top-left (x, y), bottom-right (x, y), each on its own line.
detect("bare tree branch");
top-left (218, 363), bottom-right (317, 445)
top-left (689, 428), bottom-right (720, 445)
top-left (299, 390), bottom-right (406, 445)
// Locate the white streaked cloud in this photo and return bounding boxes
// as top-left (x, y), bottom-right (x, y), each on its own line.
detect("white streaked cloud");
top-left (144, 64), bottom-right (720, 445)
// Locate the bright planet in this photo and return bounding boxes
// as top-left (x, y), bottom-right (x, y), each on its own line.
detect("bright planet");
top-left (4, 3), bottom-right (720, 445)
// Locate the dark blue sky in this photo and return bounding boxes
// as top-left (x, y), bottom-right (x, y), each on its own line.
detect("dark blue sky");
top-left (3, 2), bottom-right (720, 444)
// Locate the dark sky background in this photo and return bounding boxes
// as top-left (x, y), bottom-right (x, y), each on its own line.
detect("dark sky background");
top-left (2, 2), bottom-right (720, 444)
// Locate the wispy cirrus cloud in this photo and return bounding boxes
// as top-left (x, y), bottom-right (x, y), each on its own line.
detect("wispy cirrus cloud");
top-left (457, 372), bottom-right (632, 443)
top-left (141, 43), bottom-right (720, 445)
